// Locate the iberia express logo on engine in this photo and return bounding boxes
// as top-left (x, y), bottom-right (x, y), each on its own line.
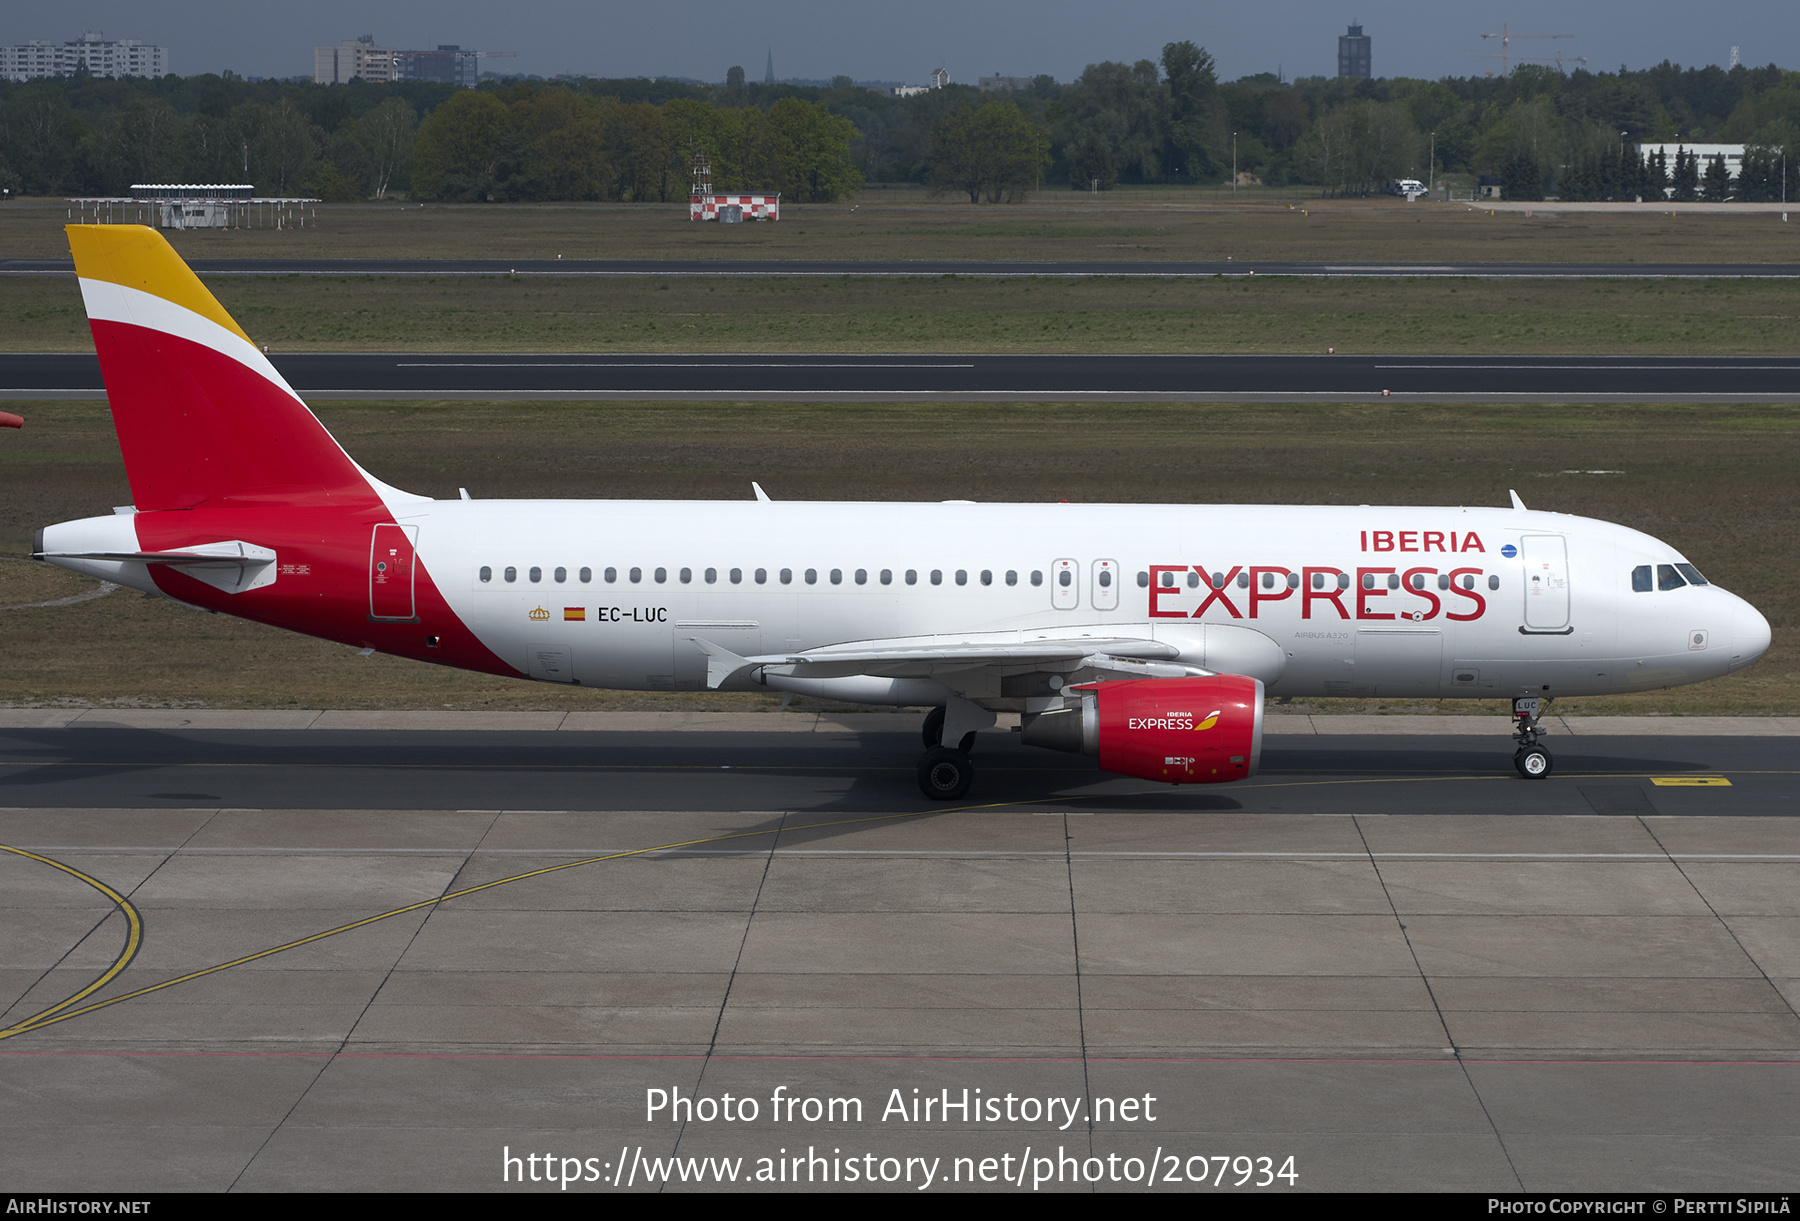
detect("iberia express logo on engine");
top-left (1129, 709), bottom-right (1221, 732)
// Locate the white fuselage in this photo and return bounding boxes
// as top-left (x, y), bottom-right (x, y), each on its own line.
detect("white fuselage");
top-left (389, 498), bottom-right (1766, 703)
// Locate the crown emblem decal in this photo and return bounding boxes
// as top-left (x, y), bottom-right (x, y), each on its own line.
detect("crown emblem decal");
top-left (528, 606), bottom-right (550, 621)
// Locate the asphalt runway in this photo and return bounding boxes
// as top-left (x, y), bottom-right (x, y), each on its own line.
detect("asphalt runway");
top-left (7, 352), bottom-right (1799, 403)
top-left (4, 718), bottom-right (1798, 1192)
top-left (7, 257), bottom-right (1800, 279)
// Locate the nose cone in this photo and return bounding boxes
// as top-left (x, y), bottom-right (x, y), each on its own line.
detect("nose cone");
top-left (1729, 594), bottom-right (1772, 672)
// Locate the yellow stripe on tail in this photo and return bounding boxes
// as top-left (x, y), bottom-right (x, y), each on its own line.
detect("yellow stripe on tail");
top-left (66, 224), bottom-right (253, 345)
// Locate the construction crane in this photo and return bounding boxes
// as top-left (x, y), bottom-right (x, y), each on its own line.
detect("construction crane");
top-left (1467, 23), bottom-right (1580, 75)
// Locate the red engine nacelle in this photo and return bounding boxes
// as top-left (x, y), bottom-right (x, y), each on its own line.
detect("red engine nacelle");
top-left (1020, 675), bottom-right (1264, 784)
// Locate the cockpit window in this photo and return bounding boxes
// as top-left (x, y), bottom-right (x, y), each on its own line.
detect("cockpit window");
top-left (1675, 563), bottom-right (1708, 587)
top-left (1657, 563), bottom-right (1687, 591)
top-left (1632, 565), bottom-right (1652, 592)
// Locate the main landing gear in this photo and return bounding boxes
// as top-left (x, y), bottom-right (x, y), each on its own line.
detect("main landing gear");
top-left (918, 706), bottom-right (977, 800)
top-left (1512, 696), bottom-right (1553, 779)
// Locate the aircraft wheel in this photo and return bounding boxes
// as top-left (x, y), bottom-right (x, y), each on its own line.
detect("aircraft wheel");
top-left (1514, 745), bottom-right (1553, 779)
top-left (918, 746), bottom-right (974, 800)
top-left (922, 706), bottom-right (945, 748)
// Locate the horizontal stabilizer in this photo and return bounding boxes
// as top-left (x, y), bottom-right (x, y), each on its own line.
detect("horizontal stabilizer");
top-left (38, 540), bottom-right (276, 567)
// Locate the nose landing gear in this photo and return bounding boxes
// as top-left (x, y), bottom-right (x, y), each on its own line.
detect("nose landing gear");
top-left (1512, 697), bottom-right (1553, 779)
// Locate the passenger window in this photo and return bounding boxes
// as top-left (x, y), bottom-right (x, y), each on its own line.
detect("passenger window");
top-left (629, 567), bottom-right (642, 583)
top-left (931, 570), bottom-right (943, 586)
top-left (554, 567), bottom-right (566, 583)
top-left (504, 566), bottom-right (517, 583)
top-left (1387, 574), bottom-right (1399, 590)
top-left (1336, 573), bottom-right (1350, 591)
top-left (980, 570), bottom-right (992, 586)
top-left (1285, 572), bottom-right (1299, 590)
top-left (1031, 571), bottom-right (1043, 587)
top-left (529, 567), bottom-right (542, 583)
top-left (781, 568), bottom-right (793, 585)
top-left (678, 568), bottom-right (691, 584)
top-left (1138, 571), bottom-right (1150, 588)
top-left (654, 568), bottom-right (667, 584)
top-left (479, 566), bottom-right (492, 583)
top-left (881, 569), bottom-right (893, 585)
top-left (1212, 571), bottom-right (1225, 589)
top-left (1262, 572), bottom-right (1274, 589)
top-left (603, 567), bottom-right (616, 583)
top-left (704, 568), bottom-right (717, 584)
top-left (1632, 565), bottom-right (1652, 592)
top-left (1437, 574), bottom-right (1449, 591)
top-left (1675, 563), bottom-right (1708, 586)
top-left (855, 569), bottom-right (867, 585)
top-left (1658, 564), bottom-right (1686, 591)
top-left (1058, 570), bottom-right (1072, 587)
top-left (1488, 575), bottom-right (1500, 590)
top-left (1097, 570), bottom-right (1111, 588)
top-left (1409, 573), bottom-right (1424, 591)
top-left (956, 570), bottom-right (968, 586)
top-left (1311, 572), bottom-right (1324, 590)
top-left (730, 568), bottom-right (742, 584)
top-left (1362, 573), bottom-right (1375, 590)
top-left (1160, 571), bottom-right (1175, 588)
top-left (804, 568), bottom-right (817, 584)
top-left (1006, 570), bottom-right (1018, 586)
top-left (829, 569), bottom-right (842, 584)
top-left (906, 570), bottom-right (918, 585)
top-left (1187, 571), bottom-right (1200, 588)
top-left (579, 567), bottom-right (592, 583)
top-left (755, 568), bottom-right (767, 584)
top-left (1237, 572), bottom-right (1250, 589)
top-left (1461, 575), bottom-right (1475, 590)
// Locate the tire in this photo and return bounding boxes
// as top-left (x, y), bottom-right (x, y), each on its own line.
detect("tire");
top-left (922, 706), bottom-right (945, 749)
top-left (1514, 746), bottom-right (1553, 779)
top-left (917, 746), bottom-right (974, 800)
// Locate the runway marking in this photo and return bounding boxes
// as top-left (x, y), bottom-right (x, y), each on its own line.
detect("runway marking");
top-left (1652, 776), bottom-right (1732, 786)
top-left (1374, 363), bottom-right (1800, 371)
top-left (0, 800), bottom-right (1007, 1040)
top-left (9, 845), bottom-right (1800, 860)
top-left (393, 361), bottom-right (978, 369)
top-left (0, 845), bottom-right (142, 1036)
top-left (0, 764), bottom-right (1765, 1038)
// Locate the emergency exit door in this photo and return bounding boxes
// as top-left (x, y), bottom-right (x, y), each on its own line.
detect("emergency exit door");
top-left (1520, 534), bottom-right (1570, 631)
top-left (369, 524), bottom-right (419, 621)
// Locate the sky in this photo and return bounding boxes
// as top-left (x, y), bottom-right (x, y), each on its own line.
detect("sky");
top-left (13, 1), bottom-right (1797, 84)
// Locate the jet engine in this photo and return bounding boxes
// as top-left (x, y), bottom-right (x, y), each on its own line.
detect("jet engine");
top-left (1020, 674), bottom-right (1264, 784)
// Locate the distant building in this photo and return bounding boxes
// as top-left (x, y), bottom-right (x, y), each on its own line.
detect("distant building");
top-left (1337, 23), bottom-right (1371, 78)
top-left (315, 36), bottom-right (511, 87)
top-left (1, 31), bottom-right (167, 82)
top-left (315, 36), bottom-right (396, 84)
top-left (1638, 143), bottom-right (1745, 179)
top-left (397, 45), bottom-right (483, 87)
top-left (893, 67), bottom-right (950, 97)
top-left (978, 74), bottom-right (1033, 92)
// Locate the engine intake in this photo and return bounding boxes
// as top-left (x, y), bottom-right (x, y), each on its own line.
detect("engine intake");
top-left (1021, 675), bottom-right (1264, 784)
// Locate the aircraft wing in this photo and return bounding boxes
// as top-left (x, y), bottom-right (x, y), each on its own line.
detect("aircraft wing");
top-left (690, 630), bottom-right (1205, 690)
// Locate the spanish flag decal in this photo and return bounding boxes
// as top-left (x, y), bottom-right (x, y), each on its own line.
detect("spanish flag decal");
top-left (564, 607), bottom-right (586, 621)
top-left (1196, 710), bottom-right (1221, 731)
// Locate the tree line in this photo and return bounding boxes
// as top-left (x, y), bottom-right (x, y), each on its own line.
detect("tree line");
top-left (1, 52), bottom-right (1796, 203)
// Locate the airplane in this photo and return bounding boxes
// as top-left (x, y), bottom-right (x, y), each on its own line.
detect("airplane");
top-left (34, 225), bottom-right (1772, 799)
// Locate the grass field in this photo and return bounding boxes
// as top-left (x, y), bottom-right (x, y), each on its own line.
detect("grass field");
top-left (6, 193), bottom-right (1799, 263)
top-left (6, 271), bottom-right (1799, 356)
top-left (2, 398), bottom-right (1794, 714)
